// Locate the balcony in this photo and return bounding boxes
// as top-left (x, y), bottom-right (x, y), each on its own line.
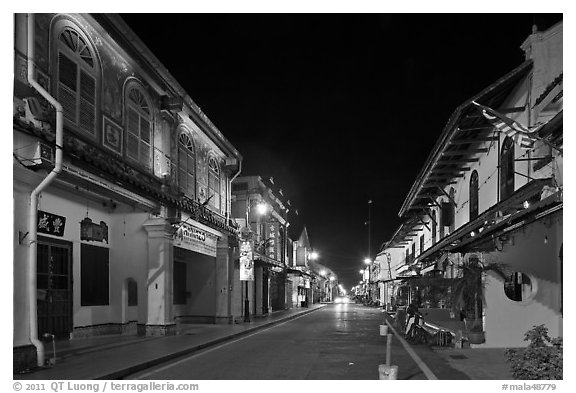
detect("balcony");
top-left (180, 196), bottom-right (239, 236)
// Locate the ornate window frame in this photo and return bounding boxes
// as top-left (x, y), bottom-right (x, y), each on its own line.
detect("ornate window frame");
top-left (51, 17), bottom-right (100, 138)
top-left (207, 154), bottom-right (221, 211)
top-left (123, 80), bottom-right (154, 170)
top-left (500, 136), bottom-right (515, 200)
top-left (469, 170), bottom-right (479, 220)
top-left (177, 129), bottom-right (196, 199)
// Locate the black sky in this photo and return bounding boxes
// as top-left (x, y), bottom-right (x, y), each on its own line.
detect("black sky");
top-left (121, 13), bottom-right (562, 290)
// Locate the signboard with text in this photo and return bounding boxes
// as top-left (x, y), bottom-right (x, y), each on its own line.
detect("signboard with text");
top-left (173, 222), bottom-right (218, 257)
top-left (240, 240), bottom-right (254, 281)
top-left (37, 210), bottom-right (66, 237)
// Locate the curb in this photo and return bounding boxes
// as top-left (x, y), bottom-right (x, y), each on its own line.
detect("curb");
top-left (96, 305), bottom-right (326, 380)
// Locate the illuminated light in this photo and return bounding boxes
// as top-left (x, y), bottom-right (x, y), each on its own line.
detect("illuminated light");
top-left (364, 258), bottom-right (372, 264)
top-left (329, 276), bottom-right (335, 281)
top-left (320, 270), bottom-right (327, 277)
top-left (359, 269), bottom-right (364, 274)
top-left (256, 203), bottom-right (268, 215)
top-left (470, 231), bottom-right (476, 237)
top-left (309, 251), bottom-right (319, 260)
top-left (523, 201), bottom-right (530, 209)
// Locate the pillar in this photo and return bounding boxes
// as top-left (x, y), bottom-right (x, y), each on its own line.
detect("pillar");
top-left (142, 217), bottom-right (175, 335)
top-left (215, 236), bottom-right (232, 324)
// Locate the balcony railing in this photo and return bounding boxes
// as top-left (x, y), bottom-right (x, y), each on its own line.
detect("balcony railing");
top-left (180, 196), bottom-right (239, 235)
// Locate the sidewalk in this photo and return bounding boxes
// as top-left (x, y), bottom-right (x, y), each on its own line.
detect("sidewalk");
top-left (383, 310), bottom-right (514, 380)
top-left (14, 305), bottom-right (325, 380)
top-left (430, 347), bottom-right (514, 380)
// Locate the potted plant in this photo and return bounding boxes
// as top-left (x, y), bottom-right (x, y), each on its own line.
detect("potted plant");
top-left (468, 322), bottom-right (486, 344)
top-left (449, 258), bottom-right (507, 345)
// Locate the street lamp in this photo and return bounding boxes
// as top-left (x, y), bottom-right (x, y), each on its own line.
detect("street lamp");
top-left (309, 251), bottom-right (319, 261)
top-left (256, 202), bottom-right (268, 215)
top-left (242, 199), bottom-right (269, 323)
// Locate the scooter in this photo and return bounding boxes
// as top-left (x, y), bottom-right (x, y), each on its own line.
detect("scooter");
top-left (405, 312), bottom-right (455, 346)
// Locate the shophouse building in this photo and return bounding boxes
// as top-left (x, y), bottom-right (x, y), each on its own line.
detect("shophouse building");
top-left (13, 14), bottom-right (242, 371)
top-left (230, 176), bottom-right (289, 321)
top-left (286, 226), bottom-right (318, 308)
top-left (378, 21), bottom-right (562, 348)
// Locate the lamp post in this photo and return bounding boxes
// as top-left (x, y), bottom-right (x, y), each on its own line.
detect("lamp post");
top-left (364, 257), bottom-right (372, 304)
top-left (320, 270), bottom-right (327, 302)
top-left (367, 200), bottom-right (372, 260)
top-left (367, 199), bottom-right (373, 303)
top-left (243, 200), bottom-right (268, 323)
top-left (329, 275), bottom-right (335, 302)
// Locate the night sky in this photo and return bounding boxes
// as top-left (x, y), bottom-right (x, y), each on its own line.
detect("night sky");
top-left (121, 13), bottom-right (562, 290)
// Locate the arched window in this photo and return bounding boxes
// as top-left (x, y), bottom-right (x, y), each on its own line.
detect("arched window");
top-left (500, 137), bottom-right (515, 200)
top-left (469, 170), bottom-right (479, 220)
top-left (208, 156), bottom-right (220, 211)
top-left (125, 84), bottom-right (153, 169)
top-left (178, 132), bottom-right (195, 199)
top-left (55, 24), bottom-right (98, 136)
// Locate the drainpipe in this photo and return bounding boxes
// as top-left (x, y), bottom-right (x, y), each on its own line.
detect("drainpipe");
top-left (27, 13), bottom-right (64, 367)
top-left (227, 159), bottom-right (241, 321)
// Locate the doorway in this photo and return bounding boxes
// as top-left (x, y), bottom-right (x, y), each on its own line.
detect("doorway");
top-left (37, 237), bottom-right (73, 339)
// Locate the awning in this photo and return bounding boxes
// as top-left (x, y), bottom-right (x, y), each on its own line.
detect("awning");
top-left (286, 268), bottom-right (314, 278)
top-left (254, 252), bottom-right (283, 268)
top-left (417, 179), bottom-right (558, 261)
top-left (399, 60), bottom-right (534, 218)
top-left (420, 264), bottom-right (438, 275)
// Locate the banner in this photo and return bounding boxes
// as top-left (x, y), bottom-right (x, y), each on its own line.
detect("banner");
top-left (240, 240), bottom-right (254, 281)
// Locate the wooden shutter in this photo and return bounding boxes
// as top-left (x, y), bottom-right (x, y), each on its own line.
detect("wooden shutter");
top-left (81, 244), bottom-right (109, 306)
top-left (441, 202), bottom-right (453, 227)
top-left (126, 108), bottom-right (140, 160)
top-left (58, 52), bottom-right (77, 122)
top-left (79, 70), bottom-right (96, 134)
top-left (140, 119), bottom-right (151, 168)
top-left (173, 261), bottom-right (187, 305)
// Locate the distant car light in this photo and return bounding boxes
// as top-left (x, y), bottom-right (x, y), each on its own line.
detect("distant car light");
top-left (334, 296), bottom-right (349, 304)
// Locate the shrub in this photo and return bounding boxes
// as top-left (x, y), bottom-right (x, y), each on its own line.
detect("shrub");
top-left (505, 325), bottom-right (563, 380)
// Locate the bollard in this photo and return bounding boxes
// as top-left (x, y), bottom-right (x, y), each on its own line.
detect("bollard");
top-left (378, 364), bottom-right (398, 380)
top-left (379, 324), bottom-right (388, 336)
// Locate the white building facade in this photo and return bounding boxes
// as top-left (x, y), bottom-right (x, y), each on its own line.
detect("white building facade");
top-left (13, 14), bottom-right (242, 371)
top-left (378, 22), bottom-right (562, 348)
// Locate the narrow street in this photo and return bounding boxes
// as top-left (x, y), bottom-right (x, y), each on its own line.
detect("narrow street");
top-left (127, 304), bottom-right (468, 380)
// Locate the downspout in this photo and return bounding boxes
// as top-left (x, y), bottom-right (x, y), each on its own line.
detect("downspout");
top-left (227, 159), bottom-right (241, 322)
top-left (27, 13), bottom-right (64, 367)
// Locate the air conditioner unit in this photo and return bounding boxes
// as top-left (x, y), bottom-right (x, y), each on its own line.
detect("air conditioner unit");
top-left (18, 140), bottom-right (54, 169)
top-left (22, 97), bottom-right (52, 131)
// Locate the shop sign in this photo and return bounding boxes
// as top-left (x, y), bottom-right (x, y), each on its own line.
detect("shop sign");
top-left (240, 240), bottom-right (254, 281)
top-left (174, 222), bottom-right (217, 257)
top-left (80, 217), bottom-right (108, 243)
top-left (268, 223), bottom-right (276, 259)
top-left (37, 210), bottom-right (66, 237)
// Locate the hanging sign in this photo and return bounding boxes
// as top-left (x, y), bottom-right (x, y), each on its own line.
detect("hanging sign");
top-left (240, 240), bottom-right (254, 281)
top-left (38, 210), bottom-right (66, 237)
top-left (80, 217), bottom-right (109, 243)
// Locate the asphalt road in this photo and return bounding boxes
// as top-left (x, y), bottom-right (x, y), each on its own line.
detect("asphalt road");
top-left (127, 303), bottom-right (468, 380)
